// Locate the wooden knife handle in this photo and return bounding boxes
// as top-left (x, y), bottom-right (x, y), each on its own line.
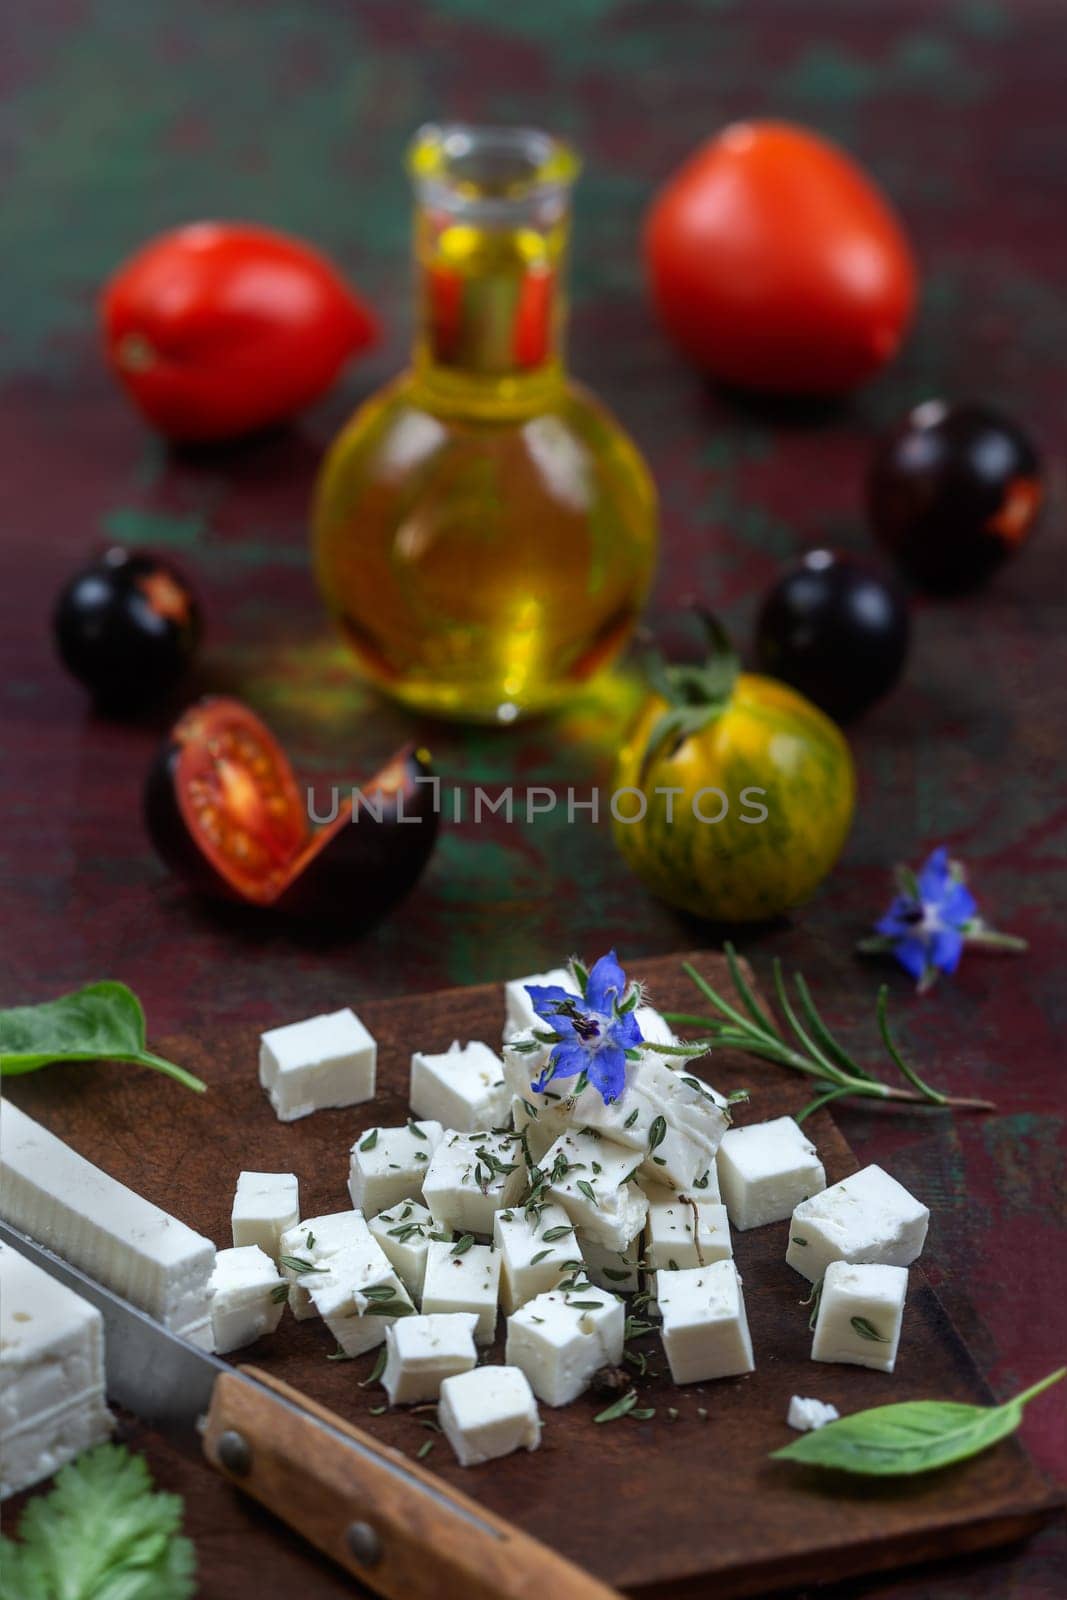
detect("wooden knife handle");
top-left (202, 1366), bottom-right (620, 1600)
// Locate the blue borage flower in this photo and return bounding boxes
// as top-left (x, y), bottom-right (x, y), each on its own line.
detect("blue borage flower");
top-left (524, 951), bottom-right (644, 1106)
top-left (859, 846), bottom-right (1027, 993)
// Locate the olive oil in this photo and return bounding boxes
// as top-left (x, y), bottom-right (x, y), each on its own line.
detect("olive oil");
top-left (312, 124), bottom-right (658, 723)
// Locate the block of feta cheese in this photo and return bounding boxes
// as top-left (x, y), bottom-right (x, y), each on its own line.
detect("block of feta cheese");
top-left (570, 1057), bottom-right (729, 1193)
top-left (503, 966), bottom-right (576, 1040)
top-left (541, 1129), bottom-right (648, 1252)
top-left (577, 1230), bottom-right (642, 1293)
top-left (259, 1008), bottom-right (376, 1122)
top-left (420, 1240), bottom-right (501, 1344)
top-left (305, 1238), bottom-right (414, 1357)
top-left (787, 1394), bottom-right (841, 1432)
top-left (716, 1116), bottom-right (826, 1232)
top-left (493, 1202), bottom-right (576, 1313)
top-left (505, 1286), bottom-right (624, 1406)
top-left (645, 1193), bottom-right (732, 1271)
top-left (209, 1246), bottom-right (286, 1355)
top-left (348, 1121), bottom-right (445, 1216)
top-left (422, 1131), bottom-right (526, 1236)
top-left (410, 1041), bottom-right (509, 1133)
top-left (439, 1366), bottom-right (541, 1467)
top-left (786, 1165), bottom-right (930, 1283)
top-left (0, 1242), bottom-right (113, 1500)
top-left (656, 1261), bottom-right (755, 1384)
top-left (509, 1094), bottom-right (565, 1162)
top-left (381, 1312), bottom-right (479, 1405)
top-left (811, 1261), bottom-right (909, 1374)
top-left (279, 1211), bottom-right (373, 1319)
top-left (0, 1102), bottom-right (215, 1348)
top-left (368, 1202), bottom-right (449, 1301)
top-left (231, 1171), bottom-right (299, 1261)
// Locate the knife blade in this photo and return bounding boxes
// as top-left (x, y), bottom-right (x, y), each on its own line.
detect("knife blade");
top-left (0, 1219), bottom-right (619, 1600)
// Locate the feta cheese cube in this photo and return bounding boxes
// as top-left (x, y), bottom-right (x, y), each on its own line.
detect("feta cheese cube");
top-left (811, 1261), bottom-right (909, 1373)
top-left (209, 1246), bottom-right (286, 1355)
top-left (0, 1242), bottom-right (113, 1500)
top-left (279, 1211), bottom-right (372, 1319)
top-left (656, 1261), bottom-right (755, 1384)
top-left (509, 1094), bottom-right (564, 1162)
top-left (505, 1286), bottom-right (624, 1406)
top-left (259, 1008), bottom-right (376, 1121)
top-left (570, 1057), bottom-right (728, 1192)
top-left (381, 1313), bottom-right (479, 1406)
top-left (422, 1131), bottom-right (526, 1236)
top-left (503, 966), bottom-right (576, 1039)
top-left (716, 1116), bottom-right (826, 1231)
top-left (787, 1394), bottom-right (841, 1432)
top-left (439, 1366), bottom-right (541, 1467)
top-left (541, 1129), bottom-right (648, 1251)
top-left (230, 1170), bottom-right (299, 1261)
top-left (410, 1041), bottom-right (509, 1133)
top-left (420, 1240), bottom-right (500, 1344)
top-left (577, 1230), bottom-right (642, 1293)
top-left (348, 1121), bottom-right (445, 1216)
top-left (645, 1193), bottom-right (732, 1271)
top-left (368, 1202), bottom-right (448, 1300)
top-left (0, 1102), bottom-right (215, 1348)
top-left (493, 1203), bottom-right (576, 1312)
top-left (306, 1239), bottom-right (414, 1357)
top-left (786, 1165), bottom-right (930, 1282)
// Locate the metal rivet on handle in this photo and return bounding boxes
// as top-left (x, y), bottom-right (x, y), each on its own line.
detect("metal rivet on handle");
top-left (217, 1429), bottom-right (252, 1476)
top-left (346, 1521), bottom-right (382, 1567)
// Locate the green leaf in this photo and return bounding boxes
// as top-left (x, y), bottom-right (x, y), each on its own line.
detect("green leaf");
top-left (772, 1369), bottom-right (1065, 1477)
top-left (0, 1443), bottom-right (195, 1600)
top-left (647, 1116), bottom-right (667, 1154)
top-left (850, 1316), bottom-right (889, 1343)
top-left (594, 1390), bottom-right (639, 1422)
top-left (278, 1255), bottom-right (325, 1276)
top-left (0, 982), bottom-right (205, 1093)
top-left (576, 1179), bottom-right (597, 1205)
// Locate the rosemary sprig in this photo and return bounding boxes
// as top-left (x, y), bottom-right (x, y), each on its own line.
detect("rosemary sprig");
top-left (664, 944), bottom-right (995, 1121)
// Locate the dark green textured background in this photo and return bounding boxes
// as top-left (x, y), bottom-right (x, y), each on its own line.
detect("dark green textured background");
top-left (2, 2), bottom-right (1064, 1594)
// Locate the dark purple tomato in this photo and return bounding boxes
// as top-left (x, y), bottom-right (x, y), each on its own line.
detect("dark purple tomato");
top-left (868, 400), bottom-right (1042, 594)
top-left (755, 550), bottom-right (910, 722)
top-left (53, 547), bottom-right (201, 710)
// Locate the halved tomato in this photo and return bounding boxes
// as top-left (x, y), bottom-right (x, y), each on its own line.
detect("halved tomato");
top-left (144, 697), bottom-right (438, 925)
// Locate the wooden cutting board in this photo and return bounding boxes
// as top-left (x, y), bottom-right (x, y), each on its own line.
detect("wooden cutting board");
top-left (4, 952), bottom-right (1061, 1598)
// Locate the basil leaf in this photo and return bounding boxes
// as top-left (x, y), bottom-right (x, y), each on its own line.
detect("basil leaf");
top-left (772, 1369), bottom-right (1065, 1477)
top-left (0, 982), bottom-right (204, 1093)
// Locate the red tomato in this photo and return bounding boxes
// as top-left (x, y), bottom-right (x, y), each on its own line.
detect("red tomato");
top-left (645, 121), bottom-right (917, 396)
top-left (101, 223), bottom-right (377, 440)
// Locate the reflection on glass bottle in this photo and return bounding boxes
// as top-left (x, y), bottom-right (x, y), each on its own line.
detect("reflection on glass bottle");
top-left (312, 123), bottom-right (658, 723)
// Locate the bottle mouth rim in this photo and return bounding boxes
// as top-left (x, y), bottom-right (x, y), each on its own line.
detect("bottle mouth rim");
top-left (407, 122), bottom-right (580, 219)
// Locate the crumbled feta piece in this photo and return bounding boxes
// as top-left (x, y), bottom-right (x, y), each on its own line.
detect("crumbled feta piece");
top-left (279, 1211), bottom-right (372, 1319)
top-left (541, 1129), bottom-right (648, 1251)
top-left (348, 1121), bottom-right (445, 1216)
top-left (0, 1242), bottom-right (113, 1500)
top-left (305, 1238), bottom-right (414, 1357)
top-left (645, 1193), bottom-right (732, 1271)
top-left (259, 1008), bottom-right (376, 1122)
top-left (439, 1366), bottom-right (541, 1467)
top-left (420, 1240), bottom-right (500, 1344)
top-left (505, 1286), bottom-right (624, 1406)
top-left (811, 1261), bottom-right (909, 1373)
top-left (787, 1394), bottom-right (841, 1432)
top-left (0, 1102), bottom-right (215, 1347)
top-left (381, 1313), bottom-right (479, 1405)
top-left (493, 1202), bottom-right (575, 1312)
top-left (410, 1040), bottom-right (509, 1133)
top-left (367, 1201), bottom-right (448, 1300)
top-left (230, 1170), bottom-right (299, 1261)
top-left (570, 1057), bottom-right (728, 1192)
top-left (577, 1229), bottom-right (642, 1293)
top-left (209, 1246), bottom-right (286, 1355)
top-left (656, 1261), bottom-right (755, 1384)
top-left (503, 966), bottom-right (576, 1040)
top-left (716, 1116), bottom-right (826, 1231)
top-left (422, 1131), bottom-right (526, 1236)
top-left (786, 1165), bottom-right (930, 1282)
